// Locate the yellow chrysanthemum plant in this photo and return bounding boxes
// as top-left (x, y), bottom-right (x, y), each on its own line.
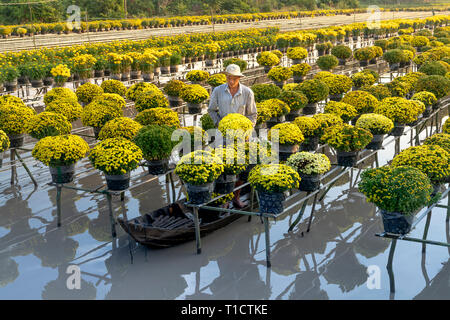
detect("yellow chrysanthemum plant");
top-left (286, 47), bottom-right (308, 63)
top-left (179, 84), bottom-right (210, 114)
top-left (248, 163), bottom-right (300, 215)
top-left (98, 117), bottom-right (143, 141)
top-left (175, 150), bottom-right (224, 204)
top-left (186, 70), bottom-right (210, 83)
top-left (135, 107), bottom-right (181, 128)
top-left (50, 64), bottom-right (71, 86)
top-left (374, 97), bottom-right (419, 136)
top-left (0, 129), bottom-right (10, 166)
top-left (0, 102), bottom-right (36, 147)
top-left (411, 91), bottom-right (437, 116)
top-left (81, 100), bottom-right (123, 138)
top-left (135, 89), bottom-right (169, 112)
top-left (25, 111), bottom-right (72, 140)
top-left (218, 113), bottom-right (254, 145)
top-left (293, 116), bottom-right (321, 151)
top-left (286, 151), bottom-right (331, 191)
top-left (45, 99), bottom-right (83, 123)
top-left (43, 87), bottom-right (78, 105)
top-left (269, 122), bottom-right (304, 161)
top-left (324, 101), bottom-right (358, 123)
top-left (32, 134), bottom-right (90, 184)
top-left (89, 137), bottom-right (143, 191)
top-left (341, 90), bottom-right (379, 115)
top-left (355, 113), bottom-right (394, 150)
top-left (443, 118), bottom-right (450, 134)
top-left (76, 83), bottom-right (104, 105)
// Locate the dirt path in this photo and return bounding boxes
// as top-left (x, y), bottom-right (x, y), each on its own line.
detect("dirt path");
top-left (0, 11), bottom-right (447, 52)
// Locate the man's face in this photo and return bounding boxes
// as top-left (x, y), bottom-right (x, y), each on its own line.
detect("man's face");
top-left (226, 75), bottom-right (240, 88)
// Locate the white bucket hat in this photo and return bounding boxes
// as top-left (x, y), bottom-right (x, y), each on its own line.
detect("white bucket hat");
top-left (224, 64), bottom-right (244, 77)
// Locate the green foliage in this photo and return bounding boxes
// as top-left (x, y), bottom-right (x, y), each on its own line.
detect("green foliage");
top-left (317, 55), bottom-right (338, 71)
top-left (251, 83), bottom-right (281, 102)
top-left (133, 125), bottom-right (177, 160)
top-left (223, 58), bottom-right (248, 72)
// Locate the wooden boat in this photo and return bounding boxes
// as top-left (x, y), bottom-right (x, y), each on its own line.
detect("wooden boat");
top-left (117, 200), bottom-right (243, 248)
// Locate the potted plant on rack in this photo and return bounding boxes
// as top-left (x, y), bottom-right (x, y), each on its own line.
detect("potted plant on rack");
top-left (383, 49), bottom-right (406, 71)
top-left (81, 100), bottom-right (123, 139)
top-left (351, 72), bottom-right (376, 91)
top-left (98, 117), bottom-right (143, 141)
top-left (135, 90), bottom-right (169, 112)
top-left (290, 63), bottom-right (311, 83)
top-left (25, 112), bottom-right (72, 140)
top-left (106, 53), bottom-right (123, 80)
top-left (133, 124), bottom-right (177, 175)
top-left (50, 64), bottom-right (71, 87)
top-left (120, 54), bottom-right (133, 81)
top-left (256, 51), bottom-right (280, 73)
top-left (100, 80), bottom-right (127, 97)
top-left (1, 66), bottom-right (19, 91)
top-left (140, 51), bottom-right (158, 81)
top-left (358, 166), bottom-right (435, 235)
top-left (76, 82), bottom-right (104, 105)
top-left (321, 124), bottom-right (373, 167)
top-left (391, 145), bottom-right (450, 192)
top-left (261, 99), bottom-right (290, 128)
top-left (186, 70), bottom-right (210, 85)
top-left (415, 75), bottom-right (450, 100)
top-left (251, 83), bottom-right (282, 103)
top-left (423, 133), bottom-right (450, 155)
top-left (412, 91), bottom-right (438, 117)
top-left (0, 129), bottom-right (10, 168)
top-left (316, 43), bottom-right (328, 56)
top-left (331, 45), bottom-right (352, 65)
top-left (179, 84), bottom-right (210, 114)
top-left (316, 55), bottom-right (339, 71)
top-left (135, 107), bottom-right (181, 127)
top-left (212, 146), bottom-right (247, 194)
top-left (170, 53), bottom-right (182, 73)
top-left (43, 87), bottom-right (78, 105)
top-left (163, 79), bottom-right (187, 108)
top-left (248, 164), bottom-right (300, 215)
top-left (341, 90), bottom-right (378, 124)
top-left (286, 152), bottom-right (331, 192)
top-left (175, 150), bottom-right (224, 204)
top-left (0, 103), bottom-right (36, 148)
top-left (355, 113), bottom-right (394, 150)
top-left (267, 66), bottom-right (293, 88)
top-left (314, 72), bottom-right (352, 101)
top-left (293, 116), bottom-right (321, 151)
top-left (324, 101), bottom-right (358, 124)
top-left (279, 90), bottom-right (308, 121)
top-left (207, 73), bottom-right (227, 91)
top-left (127, 52), bottom-right (143, 79)
top-left (286, 47), bottom-right (308, 64)
top-left (89, 137), bottom-right (143, 191)
top-left (374, 97), bottom-right (419, 136)
top-left (70, 54), bottom-right (97, 83)
top-left (354, 47), bottom-right (376, 67)
top-left (32, 134), bottom-right (89, 184)
top-left (269, 122), bottom-right (305, 161)
top-left (296, 79), bottom-right (329, 115)
top-left (93, 56), bottom-right (108, 77)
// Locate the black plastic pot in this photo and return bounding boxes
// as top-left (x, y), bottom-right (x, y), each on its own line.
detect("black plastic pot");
top-left (43, 77), bottom-right (54, 86)
top-left (299, 173), bottom-right (321, 192)
top-left (146, 159), bottom-right (169, 175)
top-left (185, 182), bottom-right (214, 205)
top-left (359, 60), bottom-right (368, 67)
top-left (49, 164), bottom-right (75, 184)
top-left (105, 172), bottom-right (131, 191)
top-left (336, 150), bottom-right (358, 167)
top-left (285, 109), bottom-right (302, 121)
top-left (7, 133), bottom-right (24, 148)
top-left (187, 102), bottom-right (203, 114)
top-left (214, 174), bottom-right (237, 194)
top-left (329, 94), bottom-right (343, 102)
top-left (266, 115), bottom-right (285, 129)
top-left (380, 210), bottom-right (414, 235)
top-left (258, 191), bottom-right (286, 215)
top-left (300, 136), bottom-right (319, 152)
top-left (168, 96), bottom-right (182, 108)
top-left (31, 79), bottom-right (43, 88)
top-left (302, 103), bottom-right (317, 115)
top-left (94, 70), bottom-right (105, 78)
top-left (365, 134), bottom-right (384, 150)
top-left (293, 75), bottom-right (304, 83)
top-left (92, 127), bottom-right (101, 139)
top-left (279, 144), bottom-right (299, 162)
top-left (423, 106), bottom-right (432, 118)
top-left (391, 124), bottom-right (405, 137)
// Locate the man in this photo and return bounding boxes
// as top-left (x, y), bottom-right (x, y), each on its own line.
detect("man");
top-left (208, 64), bottom-right (257, 208)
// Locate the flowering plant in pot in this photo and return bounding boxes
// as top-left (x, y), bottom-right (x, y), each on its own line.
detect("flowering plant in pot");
top-left (186, 70), bottom-right (210, 84)
top-left (76, 83), bottom-right (104, 105)
top-left (135, 107), bottom-right (181, 128)
top-left (207, 73), bottom-right (227, 89)
top-left (0, 103), bottom-right (36, 148)
top-left (218, 113), bottom-right (253, 143)
top-left (81, 100), bottom-right (123, 138)
top-left (293, 116), bottom-right (321, 151)
top-left (341, 90), bottom-right (378, 123)
top-left (163, 79), bottom-right (187, 107)
top-left (127, 52), bottom-right (143, 78)
top-left (407, 100), bottom-right (426, 126)
top-left (89, 137), bottom-right (143, 191)
top-left (418, 61), bottom-right (449, 76)
top-left (248, 164), bottom-right (300, 215)
top-left (251, 83), bottom-right (281, 102)
top-left (120, 54), bottom-right (133, 80)
top-left (179, 84), bottom-right (209, 114)
top-left (286, 152), bottom-right (331, 191)
top-left (212, 146), bottom-right (247, 194)
top-left (25, 112), bottom-right (72, 140)
top-left (50, 64), bottom-right (70, 87)
top-left (1, 66), bottom-right (19, 91)
top-left (383, 49), bottom-right (406, 70)
top-left (354, 47), bottom-right (376, 66)
top-left (444, 118), bottom-right (450, 134)
top-left (358, 166), bottom-right (434, 235)
top-left (391, 145), bottom-right (450, 187)
top-left (411, 91), bottom-right (437, 116)
top-left (374, 97), bottom-right (418, 136)
top-left (279, 90), bottom-right (308, 121)
top-left (321, 124), bottom-right (373, 167)
top-left (351, 72), bottom-right (376, 90)
top-left (331, 45), bottom-right (352, 65)
top-left (200, 113), bottom-right (215, 131)
top-left (175, 150), bottom-right (224, 204)
top-left (315, 72), bottom-right (352, 101)
top-left (126, 82), bottom-right (159, 102)
top-left (135, 90), bottom-right (169, 112)
top-left (257, 52), bottom-right (280, 73)
top-left (22, 62), bottom-right (47, 88)
top-left (361, 84), bottom-right (391, 101)
top-left (100, 80), bottom-right (127, 96)
top-left (267, 66), bottom-right (293, 88)
top-left (93, 56), bottom-right (108, 77)
top-left (324, 101), bottom-right (358, 123)
top-left (93, 93), bottom-right (126, 110)
top-left (415, 75), bottom-right (450, 100)
top-left (32, 134), bottom-right (89, 184)
top-left (286, 47), bottom-right (308, 64)
top-left (70, 54), bottom-right (96, 80)
top-left (0, 129), bottom-right (10, 168)
top-left (290, 63), bottom-right (311, 83)
top-left (355, 113), bottom-right (394, 150)
top-left (133, 124), bottom-right (177, 175)
top-left (296, 79), bottom-right (329, 115)
top-left (98, 117), bottom-right (142, 141)
top-left (260, 99), bottom-right (290, 127)
top-left (269, 122), bottom-right (305, 161)
top-left (45, 100), bottom-right (82, 123)
top-left (423, 133), bottom-right (450, 155)
top-left (43, 87), bottom-right (78, 105)
top-left (316, 55), bottom-right (338, 71)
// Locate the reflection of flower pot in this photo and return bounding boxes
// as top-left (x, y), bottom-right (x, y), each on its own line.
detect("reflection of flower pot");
top-left (160, 66), bottom-right (170, 75)
top-left (92, 126), bottom-right (101, 139)
top-left (257, 191), bottom-right (286, 215)
top-left (185, 182), bottom-right (214, 205)
top-left (146, 158), bottom-right (169, 175)
top-left (168, 95), bottom-right (182, 108)
top-left (187, 102), bottom-right (203, 114)
top-left (105, 172), bottom-right (131, 191)
top-left (214, 174), bottom-right (237, 194)
top-left (31, 79), bottom-right (43, 88)
top-left (130, 70), bottom-right (141, 79)
top-left (285, 109), bottom-right (302, 121)
top-left (299, 173), bottom-right (321, 191)
top-left (293, 75), bottom-right (304, 83)
top-left (302, 103), bottom-right (317, 115)
top-left (7, 133), bottom-right (24, 148)
top-left (336, 150), bottom-right (358, 167)
top-left (279, 144), bottom-right (299, 162)
top-left (329, 93), bottom-right (343, 102)
top-left (391, 123), bottom-right (405, 137)
top-left (365, 134), bottom-right (384, 150)
top-left (380, 210), bottom-right (414, 235)
top-left (49, 164), bottom-right (76, 184)
top-left (142, 72), bottom-right (154, 81)
top-left (300, 135), bottom-right (319, 151)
